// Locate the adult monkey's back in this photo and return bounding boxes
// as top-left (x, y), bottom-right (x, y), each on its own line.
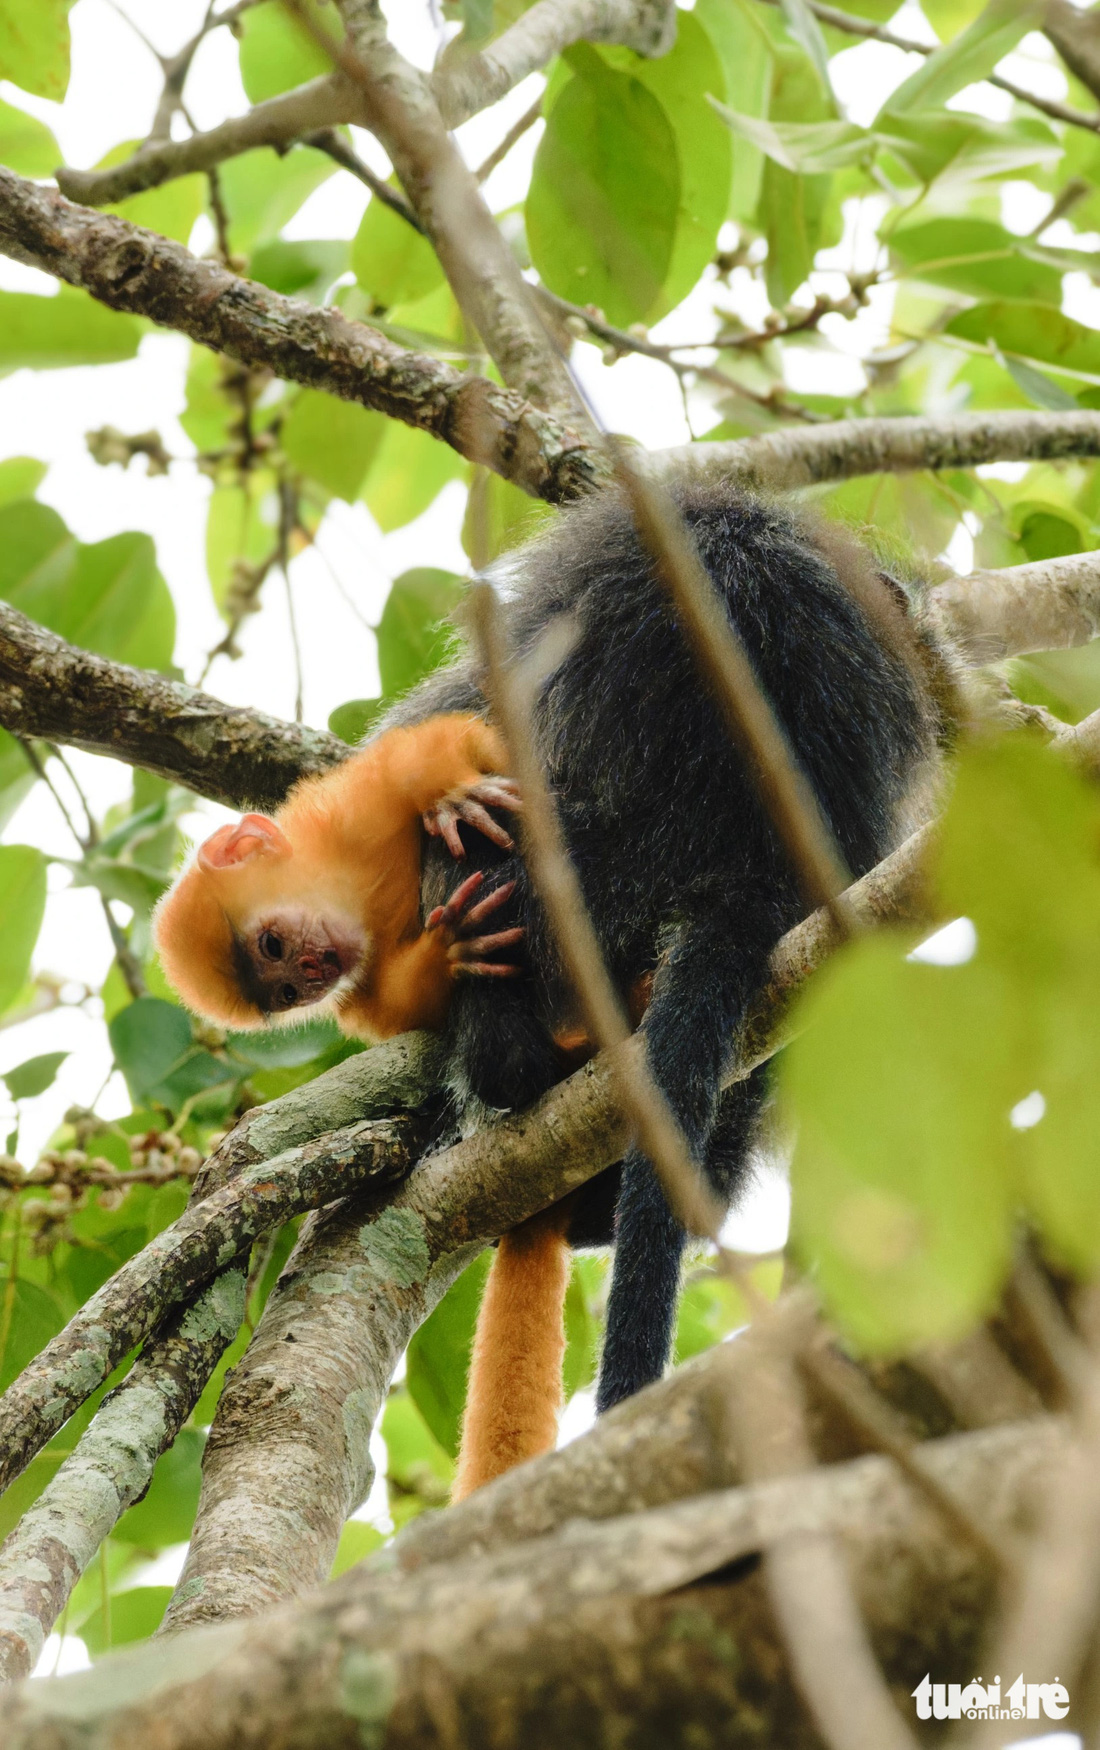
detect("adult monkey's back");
top-left (380, 483), bottom-right (952, 1491)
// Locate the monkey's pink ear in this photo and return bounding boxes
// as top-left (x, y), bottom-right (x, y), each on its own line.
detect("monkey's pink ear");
top-left (197, 813), bottom-right (292, 872)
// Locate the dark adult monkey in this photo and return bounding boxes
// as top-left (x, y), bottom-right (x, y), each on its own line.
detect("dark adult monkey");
top-left (377, 481), bottom-right (957, 1497)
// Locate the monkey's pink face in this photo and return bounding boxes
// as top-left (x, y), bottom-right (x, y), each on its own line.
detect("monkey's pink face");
top-left (233, 907), bottom-right (367, 1020)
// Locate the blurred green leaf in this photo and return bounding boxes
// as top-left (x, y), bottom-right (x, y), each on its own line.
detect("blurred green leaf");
top-left (4, 1051), bottom-right (67, 1101)
top-left (352, 194), bottom-right (444, 308)
top-left (0, 729), bottom-right (37, 835)
top-left (601, 13), bottom-right (735, 317)
top-left (889, 216), bottom-right (1061, 303)
top-left (0, 0), bottom-right (74, 100)
top-left (527, 48), bottom-right (679, 326)
top-left (216, 145), bottom-right (334, 257)
top-left (97, 141), bottom-right (204, 245)
top-left (462, 470), bottom-right (553, 565)
top-left (947, 301), bottom-right (1100, 382)
top-left (562, 1255), bottom-right (603, 1396)
top-left (282, 389), bottom-right (385, 502)
top-left (81, 1586), bottom-right (172, 1655)
top-left (715, 106), bottom-right (870, 175)
top-left (406, 1251), bottom-right (492, 1457)
top-left (785, 935), bottom-right (1018, 1352)
top-left (882, 0), bottom-right (1042, 116)
top-left (877, 112), bottom-right (1059, 190)
top-left (0, 95), bottom-right (59, 174)
top-left (0, 502), bottom-right (175, 670)
top-left (238, 0), bottom-right (334, 101)
top-left (376, 568), bottom-right (464, 698)
top-left (329, 698), bottom-right (387, 745)
top-left (0, 1278), bottom-right (65, 1391)
top-left (109, 998), bottom-right (236, 1113)
top-left (778, 0), bottom-right (834, 98)
top-left (249, 237), bottom-right (349, 303)
top-left (330, 1519), bottom-right (384, 1578)
top-left (0, 287), bottom-right (141, 377)
top-left (0, 456), bottom-right (45, 506)
top-left (362, 422), bottom-right (465, 533)
top-left (0, 846), bottom-right (46, 1016)
top-left (382, 1387), bottom-right (453, 1526)
top-left (205, 473), bottom-right (278, 614)
top-left (694, 0), bottom-right (772, 222)
top-left (226, 1017), bottom-right (343, 1070)
top-left (114, 1428), bottom-right (204, 1546)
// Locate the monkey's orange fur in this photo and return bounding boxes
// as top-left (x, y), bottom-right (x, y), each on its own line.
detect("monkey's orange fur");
top-left (452, 1203), bottom-right (573, 1501)
top-left (156, 714), bottom-right (508, 1040)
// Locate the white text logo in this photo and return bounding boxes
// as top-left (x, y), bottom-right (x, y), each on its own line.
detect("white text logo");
top-left (911, 1675), bottom-right (1070, 1722)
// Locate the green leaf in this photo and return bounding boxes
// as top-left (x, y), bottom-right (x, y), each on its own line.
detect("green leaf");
top-left (694, 0), bottom-right (772, 222)
top-left (95, 141), bottom-right (204, 246)
top-left (785, 935), bottom-right (1018, 1352)
top-left (406, 1251), bottom-right (492, 1457)
top-left (238, 0), bottom-right (334, 102)
top-left (376, 568), bottom-right (465, 698)
top-left (216, 145), bottom-right (335, 257)
top-left (462, 471), bottom-right (553, 565)
top-left (0, 0), bottom-right (74, 100)
top-left (352, 194), bottom-right (443, 309)
top-left (1000, 354), bottom-right (1080, 412)
top-left (0, 1278), bottom-right (65, 1390)
top-left (0, 287), bottom-right (141, 377)
top-left (205, 473), bottom-right (278, 614)
top-left (714, 106), bottom-right (870, 176)
top-left (361, 422), bottom-right (466, 533)
top-left (876, 112), bottom-right (1059, 190)
top-left (0, 846), bottom-right (46, 1016)
top-left (114, 1428), bottom-right (205, 1546)
top-left (382, 1387), bottom-right (452, 1525)
top-left (282, 389), bottom-right (385, 502)
top-left (226, 1017), bottom-right (343, 1070)
top-left (778, 0), bottom-right (834, 99)
top-left (527, 49), bottom-right (680, 326)
top-left (81, 1587), bottom-right (172, 1655)
top-left (562, 1255), bottom-right (604, 1396)
top-left (0, 503), bottom-right (175, 670)
top-left (328, 698), bottom-right (387, 745)
top-left (0, 456), bottom-right (45, 506)
top-left (600, 13), bottom-right (735, 317)
top-left (946, 301), bottom-right (1100, 382)
top-left (881, 0), bottom-right (1043, 117)
top-left (249, 237), bottom-right (349, 304)
top-left (889, 216), bottom-right (1061, 303)
top-left (0, 728), bottom-right (37, 833)
top-left (4, 1051), bottom-right (67, 1101)
top-left (0, 94), bottom-right (59, 174)
top-left (109, 998), bottom-right (236, 1113)
top-left (330, 1519), bottom-right (384, 1579)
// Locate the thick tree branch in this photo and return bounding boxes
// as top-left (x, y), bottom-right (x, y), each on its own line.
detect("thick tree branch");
top-left (55, 76), bottom-right (364, 205)
top-left (325, 0), bottom-right (584, 417)
top-left (665, 410), bottom-right (1100, 491)
top-left (158, 1045), bottom-right (629, 1633)
top-left (0, 1414), bottom-right (1063, 1747)
top-left (0, 601), bottom-right (348, 809)
top-left (0, 1117), bottom-right (420, 1498)
top-left (0, 168), bottom-right (602, 504)
top-left (928, 549), bottom-right (1100, 662)
top-left (0, 1038), bottom-right (443, 1682)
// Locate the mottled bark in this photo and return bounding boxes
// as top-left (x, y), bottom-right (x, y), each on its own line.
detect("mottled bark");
top-left (0, 1039), bottom-right (444, 1680)
top-left (0, 1117), bottom-right (420, 1498)
top-left (0, 1265), bottom-right (247, 1683)
top-left (664, 410), bottom-right (1100, 492)
top-left (0, 169), bottom-right (601, 504)
top-left (333, 1), bottom-right (584, 418)
top-left (0, 1415), bottom-right (1063, 1748)
top-left (0, 601), bottom-right (347, 810)
top-left (159, 1051), bottom-right (628, 1632)
top-left (928, 550), bottom-right (1100, 663)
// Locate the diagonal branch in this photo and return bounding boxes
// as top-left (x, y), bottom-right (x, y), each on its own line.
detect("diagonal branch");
top-left (0, 167), bottom-right (602, 504)
top-left (56, 0), bottom-right (674, 209)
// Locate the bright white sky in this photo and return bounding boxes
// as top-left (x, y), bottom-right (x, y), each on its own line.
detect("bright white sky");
top-left (0, 4), bottom-right (1084, 1226)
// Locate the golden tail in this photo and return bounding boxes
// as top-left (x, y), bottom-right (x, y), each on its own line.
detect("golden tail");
top-left (452, 1204), bottom-right (572, 1502)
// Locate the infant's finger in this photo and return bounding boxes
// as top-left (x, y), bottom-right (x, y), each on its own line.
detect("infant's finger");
top-left (453, 962), bottom-right (523, 979)
top-left (460, 879), bottom-right (517, 928)
top-left (455, 927), bottom-right (524, 957)
top-left (458, 800), bottom-right (513, 849)
top-left (473, 782), bottom-right (523, 812)
top-left (439, 869), bottom-right (485, 927)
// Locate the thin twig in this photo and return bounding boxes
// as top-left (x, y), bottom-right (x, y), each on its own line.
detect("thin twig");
top-left (279, 479), bottom-right (305, 723)
top-left (468, 582), bottom-right (725, 1242)
top-left (757, 0), bottom-right (1100, 135)
top-left (474, 92), bottom-right (544, 183)
top-left (301, 126), bottom-right (424, 231)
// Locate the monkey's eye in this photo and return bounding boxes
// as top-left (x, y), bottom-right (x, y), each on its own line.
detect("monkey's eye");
top-left (259, 931), bottom-right (283, 960)
top-left (281, 983), bottom-right (298, 1006)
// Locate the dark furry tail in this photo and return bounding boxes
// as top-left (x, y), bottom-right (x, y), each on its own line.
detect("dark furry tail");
top-left (452, 1204), bottom-right (573, 1501)
top-left (595, 1155), bottom-right (687, 1413)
